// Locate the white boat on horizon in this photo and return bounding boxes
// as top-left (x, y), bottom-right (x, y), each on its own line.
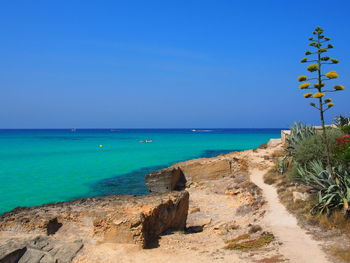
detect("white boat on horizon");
top-left (139, 139), bottom-right (153, 143)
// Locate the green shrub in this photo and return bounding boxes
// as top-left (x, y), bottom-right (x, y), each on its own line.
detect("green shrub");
top-left (341, 125), bottom-right (350, 135)
top-left (294, 128), bottom-right (342, 166)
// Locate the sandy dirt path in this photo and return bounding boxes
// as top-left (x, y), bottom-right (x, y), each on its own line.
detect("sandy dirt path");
top-left (250, 165), bottom-right (330, 263)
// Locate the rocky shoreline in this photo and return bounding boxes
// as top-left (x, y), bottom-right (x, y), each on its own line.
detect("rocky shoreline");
top-left (0, 140), bottom-right (281, 263)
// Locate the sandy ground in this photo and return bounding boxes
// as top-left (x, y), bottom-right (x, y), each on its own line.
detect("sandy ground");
top-left (249, 146), bottom-right (330, 263)
top-left (75, 140), bottom-right (331, 263)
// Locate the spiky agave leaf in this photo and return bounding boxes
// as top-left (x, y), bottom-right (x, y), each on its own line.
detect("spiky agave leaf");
top-left (295, 160), bottom-right (350, 214)
top-left (286, 122), bottom-right (316, 156)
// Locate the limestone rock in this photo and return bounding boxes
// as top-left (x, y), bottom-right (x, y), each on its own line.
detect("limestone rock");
top-left (189, 207), bottom-right (200, 214)
top-left (292, 191), bottom-right (310, 202)
top-left (0, 236), bottom-right (83, 263)
top-left (187, 212), bottom-right (212, 228)
top-left (93, 191), bottom-right (189, 248)
top-left (267, 138), bottom-right (282, 148)
top-left (0, 191), bottom-right (189, 250)
top-left (176, 159), bottom-right (231, 182)
top-left (173, 155), bottom-right (249, 184)
top-left (145, 167), bottom-right (186, 193)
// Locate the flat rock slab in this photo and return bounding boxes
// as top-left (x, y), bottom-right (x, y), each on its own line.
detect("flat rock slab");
top-left (0, 236), bottom-right (83, 263)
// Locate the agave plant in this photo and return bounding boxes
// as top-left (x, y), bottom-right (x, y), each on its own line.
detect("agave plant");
top-left (296, 160), bottom-right (350, 214)
top-left (286, 122), bottom-right (316, 156)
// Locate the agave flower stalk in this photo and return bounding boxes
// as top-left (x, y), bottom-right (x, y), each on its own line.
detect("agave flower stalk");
top-left (297, 26), bottom-right (346, 196)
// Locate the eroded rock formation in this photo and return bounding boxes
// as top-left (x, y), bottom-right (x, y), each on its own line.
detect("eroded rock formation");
top-left (0, 191), bottom-right (189, 262)
top-left (144, 153), bottom-right (249, 195)
top-left (145, 167), bottom-right (186, 193)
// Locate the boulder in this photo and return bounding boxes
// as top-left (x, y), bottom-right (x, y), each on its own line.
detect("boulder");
top-left (145, 167), bottom-right (186, 193)
top-left (292, 191), bottom-right (310, 202)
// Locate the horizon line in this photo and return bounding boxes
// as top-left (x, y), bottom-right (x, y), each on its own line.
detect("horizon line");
top-left (0, 127), bottom-right (287, 130)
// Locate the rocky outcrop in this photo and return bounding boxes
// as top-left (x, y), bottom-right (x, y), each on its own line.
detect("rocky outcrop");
top-left (145, 167), bottom-right (186, 194)
top-left (172, 154), bottom-right (249, 185)
top-left (176, 158), bottom-right (231, 182)
top-left (0, 190), bottom-right (189, 261)
top-left (144, 154), bottom-right (249, 195)
top-left (93, 191), bottom-right (189, 248)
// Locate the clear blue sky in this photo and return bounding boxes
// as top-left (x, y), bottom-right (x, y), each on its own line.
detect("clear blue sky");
top-left (0, 0), bottom-right (349, 128)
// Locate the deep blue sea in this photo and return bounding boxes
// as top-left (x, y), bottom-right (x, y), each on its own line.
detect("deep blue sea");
top-left (0, 129), bottom-right (282, 214)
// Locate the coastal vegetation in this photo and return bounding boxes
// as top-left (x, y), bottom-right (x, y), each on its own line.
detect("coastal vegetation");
top-left (298, 26), bottom-right (345, 182)
top-left (289, 26), bottom-right (349, 214)
top-left (275, 117), bottom-right (350, 215)
top-left (262, 26), bottom-right (349, 262)
top-left (264, 118), bottom-right (350, 261)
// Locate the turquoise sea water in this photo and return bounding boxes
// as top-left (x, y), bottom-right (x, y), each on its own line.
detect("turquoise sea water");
top-left (0, 129), bottom-right (281, 214)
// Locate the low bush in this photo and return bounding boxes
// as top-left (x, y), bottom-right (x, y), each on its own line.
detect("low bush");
top-left (293, 128), bottom-right (342, 167)
top-left (341, 125), bottom-right (350, 135)
top-left (335, 135), bottom-right (350, 163)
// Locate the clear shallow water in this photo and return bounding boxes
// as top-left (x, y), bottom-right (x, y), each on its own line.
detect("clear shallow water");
top-left (0, 129), bottom-right (281, 214)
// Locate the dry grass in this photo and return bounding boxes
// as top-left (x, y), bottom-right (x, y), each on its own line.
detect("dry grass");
top-left (255, 255), bottom-right (286, 263)
top-left (317, 211), bottom-right (350, 233)
top-left (225, 232), bottom-right (275, 251)
top-left (329, 246), bottom-right (350, 262)
top-left (225, 233), bottom-right (250, 243)
top-left (271, 149), bottom-right (285, 158)
top-left (263, 168), bottom-right (278, 185)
